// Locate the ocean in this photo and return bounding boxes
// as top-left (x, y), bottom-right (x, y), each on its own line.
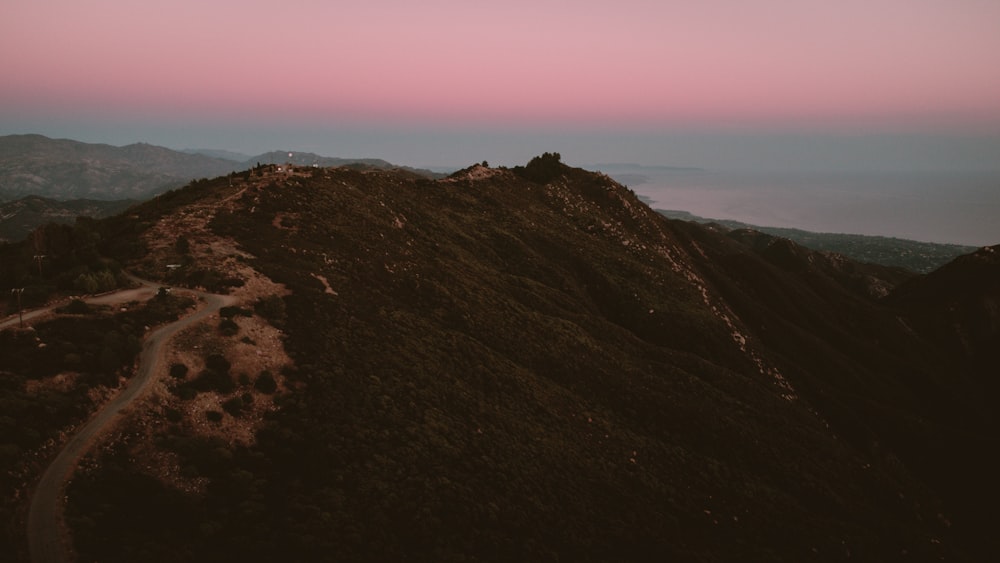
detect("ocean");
top-left (596, 166), bottom-right (1000, 247)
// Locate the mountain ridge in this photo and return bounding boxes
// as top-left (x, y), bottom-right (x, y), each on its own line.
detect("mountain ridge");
top-left (0, 134), bottom-right (444, 203)
top-left (2, 155), bottom-right (997, 560)
top-left (0, 134), bottom-right (444, 241)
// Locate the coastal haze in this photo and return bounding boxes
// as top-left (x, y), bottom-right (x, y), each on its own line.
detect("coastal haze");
top-left (597, 165), bottom-right (1000, 247)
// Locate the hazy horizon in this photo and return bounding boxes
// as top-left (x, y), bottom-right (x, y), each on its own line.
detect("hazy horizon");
top-left (4, 1), bottom-right (1000, 170)
top-left (4, 126), bottom-right (999, 176)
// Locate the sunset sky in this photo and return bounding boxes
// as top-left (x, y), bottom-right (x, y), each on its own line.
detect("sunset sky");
top-left (3, 0), bottom-right (999, 169)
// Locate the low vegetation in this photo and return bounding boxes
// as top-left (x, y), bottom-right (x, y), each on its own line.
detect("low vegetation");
top-left (0, 291), bottom-right (193, 555)
top-left (3, 159), bottom-right (996, 561)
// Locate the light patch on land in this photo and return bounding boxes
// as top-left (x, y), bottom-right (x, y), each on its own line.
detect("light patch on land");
top-left (311, 273), bottom-right (338, 295)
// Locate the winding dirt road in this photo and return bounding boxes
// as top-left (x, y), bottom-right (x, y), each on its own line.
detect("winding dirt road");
top-left (25, 283), bottom-right (237, 563)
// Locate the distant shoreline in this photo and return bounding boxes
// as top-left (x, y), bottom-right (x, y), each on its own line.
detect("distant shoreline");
top-left (611, 166), bottom-right (999, 248)
top-left (649, 200), bottom-right (977, 273)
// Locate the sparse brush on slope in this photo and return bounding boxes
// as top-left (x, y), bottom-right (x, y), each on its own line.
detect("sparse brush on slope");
top-left (6, 158), bottom-right (998, 562)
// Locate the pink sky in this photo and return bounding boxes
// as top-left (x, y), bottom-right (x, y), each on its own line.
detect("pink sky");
top-left (4, 0), bottom-right (999, 129)
top-left (7, 0), bottom-right (1000, 124)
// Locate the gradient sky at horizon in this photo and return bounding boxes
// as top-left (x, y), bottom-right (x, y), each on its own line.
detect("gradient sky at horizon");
top-left (2, 0), bottom-right (1000, 169)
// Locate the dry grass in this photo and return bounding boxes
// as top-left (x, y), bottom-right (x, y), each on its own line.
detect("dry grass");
top-left (108, 173), bottom-right (296, 491)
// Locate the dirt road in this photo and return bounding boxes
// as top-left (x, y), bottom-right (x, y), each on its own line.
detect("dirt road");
top-left (26, 284), bottom-right (237, 563)
top-left (1, 282), bottom-right (159, 331)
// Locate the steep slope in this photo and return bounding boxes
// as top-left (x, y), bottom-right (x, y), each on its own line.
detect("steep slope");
top-left (880, 244), bottom-right (1000, 544)
top-left (11, 157), bottom-right (996, 561)
top-left (888, 245), bottom-right (1000, 376)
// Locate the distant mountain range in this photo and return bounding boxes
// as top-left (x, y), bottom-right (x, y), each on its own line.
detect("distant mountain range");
top-left (180, 148), bottom-right (252, 162)
top-left (0, 134), bottom-right (240, 201)
top-left (0, 134), bottom-right (443, 242)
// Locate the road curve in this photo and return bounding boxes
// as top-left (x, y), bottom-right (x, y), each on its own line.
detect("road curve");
top-left (27, 286), bottom-right (237, 563)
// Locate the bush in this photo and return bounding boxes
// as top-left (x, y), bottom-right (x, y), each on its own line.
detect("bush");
top-left (191, 369), bottom-right (235, 394)
top-left (164, 407), bottom-right (182, 423)
top-left (204, 354), bottom-right (231, 374)
top-left (222, 397), bottom-right (244, 417)
top-left (219, 306), bottom-right (253, 319)
top-left (254, 295), bottom-right (286, 324)
top-left (254, 371), bottom-right (277, 394)
top-left (219, 318), bottom-right (239, 336)
top-left (173, 385), bottom-right (197, 401)
top-left (62, 299), bottom-right (91, 315)
top-left (169, 363), bottom-right (189, 379)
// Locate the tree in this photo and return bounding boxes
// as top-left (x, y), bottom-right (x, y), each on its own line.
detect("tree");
top-left (75, 273), bottom-right (99, 294)
top-left (514, 152), bottom-right (565, 183)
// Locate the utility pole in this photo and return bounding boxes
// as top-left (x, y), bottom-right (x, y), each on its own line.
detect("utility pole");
top-left (11, 288), bottom-right (24, 328)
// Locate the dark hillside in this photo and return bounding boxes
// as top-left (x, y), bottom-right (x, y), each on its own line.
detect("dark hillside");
top-left (9, 158), bottom-right (997, 561)
top-left (0, 195), bottom-right (134, 243)
top-left (882, 246), bottom-right (1000, 542)
top-left (888, 245), bottom-right (1000, 374)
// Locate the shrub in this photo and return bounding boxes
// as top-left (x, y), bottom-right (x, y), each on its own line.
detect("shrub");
top-left (254, 371), bottom-right (277, 394)
top-left (204, 354), bottom-right (231, 374)
top-left (219, 306), bottom-right (253, 319)
top-left (63, 299), bottom-right (90, 315)
top-left (191, 369), bottom-right (235, 394)
top-left (254, 295), bottom-right (286, 323)
top-left (173, 385), bottom-right (197, 401)
top-left (222, 397), bottom-right (244, 417)
top-left (169, 363), bottom-right (189, 379)
top-left (219, 318), bottom-right (239, 336)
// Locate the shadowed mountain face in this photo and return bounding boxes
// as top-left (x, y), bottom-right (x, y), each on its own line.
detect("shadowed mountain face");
top-left (5, 156), bottom-right (998, 561)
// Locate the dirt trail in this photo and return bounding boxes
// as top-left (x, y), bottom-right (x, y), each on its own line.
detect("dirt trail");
top-left (25, 281), bottom-right (237, 563)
